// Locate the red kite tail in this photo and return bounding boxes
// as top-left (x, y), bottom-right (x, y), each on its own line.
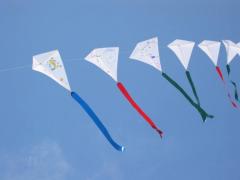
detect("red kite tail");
top-left (117, 82), bottom-right (163, 138)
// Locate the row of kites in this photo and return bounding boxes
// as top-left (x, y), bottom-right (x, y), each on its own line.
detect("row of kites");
top-left (33, 38), bottom-right (240, 151)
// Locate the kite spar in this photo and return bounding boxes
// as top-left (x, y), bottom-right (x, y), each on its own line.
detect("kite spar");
top-left (130, 38), bottom-right (213, 121)
top-left (198, 40), bottom-right (238, 108)
top-left (222, 40), bottom-right (240, 102)
top-left (33, 50), bottom-right (124, 152)
top-left (85, 47), bottom-right (163, 138)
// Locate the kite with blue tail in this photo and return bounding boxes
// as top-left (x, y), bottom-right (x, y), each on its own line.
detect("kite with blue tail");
top-left (33, 50), bottom-right (124, 152)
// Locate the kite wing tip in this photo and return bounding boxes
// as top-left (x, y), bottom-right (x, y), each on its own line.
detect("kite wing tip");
top-left (121, 146), bottom-right (125, 152)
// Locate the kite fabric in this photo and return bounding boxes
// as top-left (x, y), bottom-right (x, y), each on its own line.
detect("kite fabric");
top-left (32, 50), bottom-right (71, 91)
top-left (85, 47), bottom-right (118, 81)
top-left (85, 47), bottom-right (163, 138)
top-left (130, 38), bottom-right (213, 121)
top-left (223, 40), bottom-right (240, 102)
top-left (198, 40), bottom-right (238, 108)
top-left (129, 37), bottom-right (162, 71)
top-left (167, 39), bottom-right (195, 70)
top-left (33, 50), bottom-right (124, 152)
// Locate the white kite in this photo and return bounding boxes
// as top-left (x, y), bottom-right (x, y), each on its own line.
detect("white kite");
top-left (33, 50), bottom-right (71, 91)
top-left (85, 47), bottom-right (163, 138)
top-left (85, 47), bottom-right (119, 81)
top-left (168, 39), bottom-right (195, 70)
top-left (198, 40), bottom-right (221, 66)
top-left (130, 37), bottom-right (162, 71)
top-left (33, 50), bottom-right (124, 152)
top-left (222, 40), bottom-right (240, 65)
top-left (168, 39), bottom-right (202, 105)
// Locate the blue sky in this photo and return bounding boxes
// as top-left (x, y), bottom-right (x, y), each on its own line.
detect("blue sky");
top-left (0, 0), bottom-right (240, 179)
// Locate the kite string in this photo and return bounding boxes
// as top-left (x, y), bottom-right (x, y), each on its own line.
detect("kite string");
top-left (0, 57), bottom-right (81, 73)
top-left (0, 64), bottom-right (31, 73)
top-left (0, 50), bottom-right (132, 73)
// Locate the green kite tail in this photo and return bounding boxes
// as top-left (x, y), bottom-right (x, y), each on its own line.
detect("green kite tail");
top-left (162, 72), bottom-right (214, 122)
top-left (185, 71), bottom-right (201, 106)
top-left (226, 65), bottom-right (239, 102)
top-left (231, 81), bottom-right (239, 101)
top-left (226, 64), bottom-right (231, 76)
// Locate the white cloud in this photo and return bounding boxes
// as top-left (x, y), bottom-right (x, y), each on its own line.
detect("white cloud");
top-left (1, 141), bottom-right (72, 180)
top-left (86, 161), bottom-right (123, 180)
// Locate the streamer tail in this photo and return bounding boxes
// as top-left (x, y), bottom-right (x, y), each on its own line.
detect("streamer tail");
top-left (226, 65), bottom-right (239, 102)
top-left (162, 72), bottom-right (214, 122)
top-left (71, 91), bottom-right (125, 152)
top-left (216, 66), bottom-right (225, 82)
top-left (117, 82), bottom-right (163, 138)
top-left (231, 81), bottom-right (239, 101)
top-left (186, 71), bottom-right (201, 105)
top-left (226, 64), bottom-right (231, 76)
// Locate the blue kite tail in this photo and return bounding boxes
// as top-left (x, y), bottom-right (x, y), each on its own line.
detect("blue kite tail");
top-left (71, 91), bottom-right (125, 152)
